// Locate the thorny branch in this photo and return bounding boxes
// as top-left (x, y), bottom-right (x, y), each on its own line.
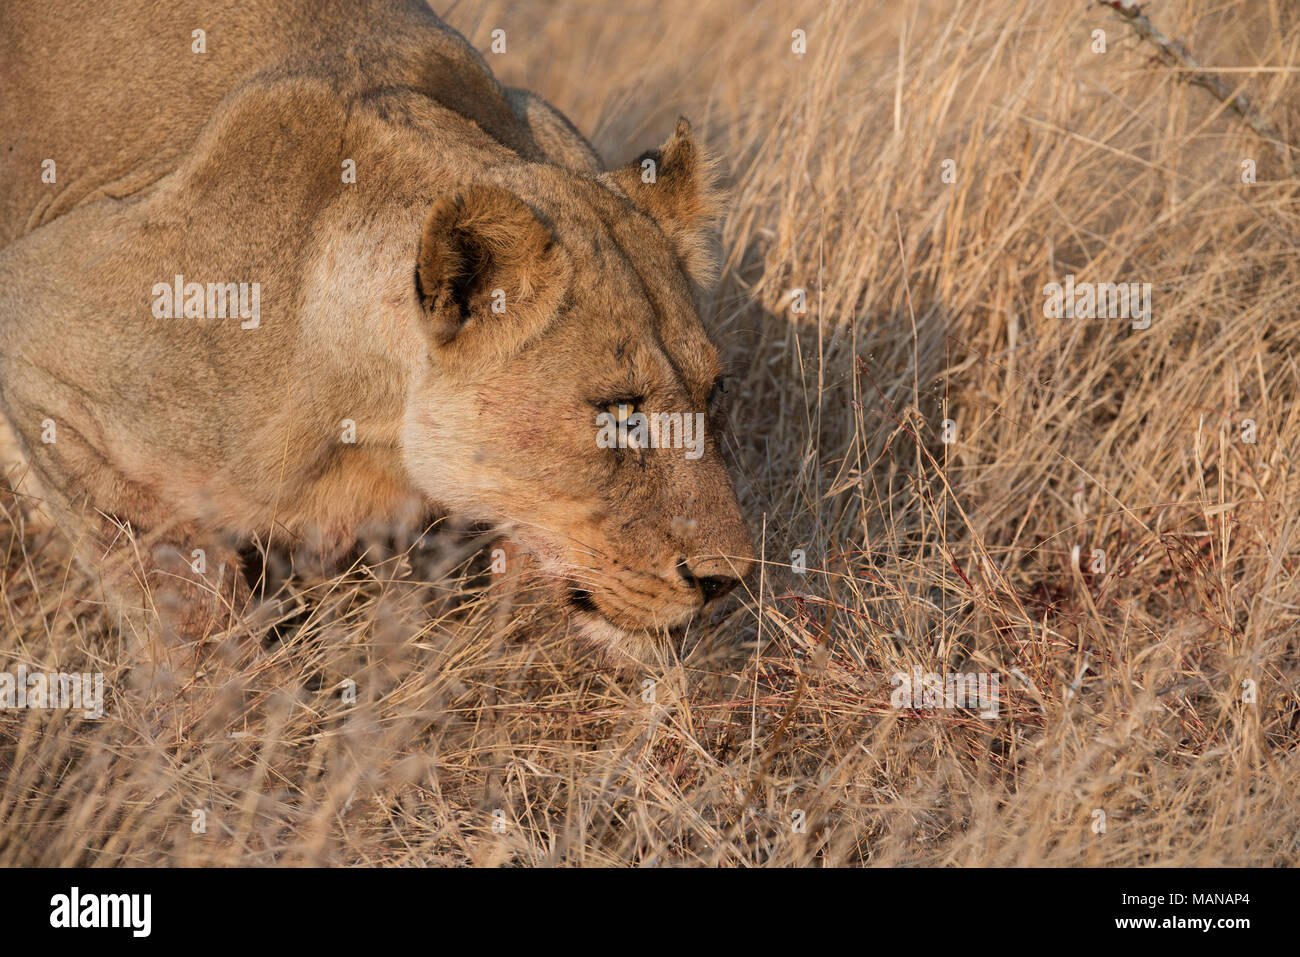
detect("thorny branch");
top-left (1097, 0), bottom-right (1297, 178)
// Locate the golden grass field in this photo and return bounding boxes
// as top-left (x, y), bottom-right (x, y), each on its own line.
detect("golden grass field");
top-left (3, 0), bottom-right (1299, 866)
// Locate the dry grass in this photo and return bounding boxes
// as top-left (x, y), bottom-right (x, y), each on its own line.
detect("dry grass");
top-left (4, 0), bottom-right (1300, 866)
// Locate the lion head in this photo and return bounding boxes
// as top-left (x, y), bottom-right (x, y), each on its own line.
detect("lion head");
top-left (398, 120), bottom-right (756, 657)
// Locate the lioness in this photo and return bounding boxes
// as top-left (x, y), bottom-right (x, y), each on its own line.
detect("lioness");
top-left (0, 0), bottom-right (755, 658)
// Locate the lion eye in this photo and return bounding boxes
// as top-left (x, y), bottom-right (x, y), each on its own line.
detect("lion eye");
top-left (607, 402), bottom-right (635, 422)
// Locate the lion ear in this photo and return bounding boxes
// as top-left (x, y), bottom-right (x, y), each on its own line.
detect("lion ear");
top-left (416, 185), bottom-right (560, 344)
top-left (601, 118), bottom-right (722, 287)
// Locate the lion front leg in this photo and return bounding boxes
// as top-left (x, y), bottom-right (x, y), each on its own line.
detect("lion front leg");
top-left (64, 522), bottom-right (252, 649)
top-left (142, 538), bottom-right (252, 642)
top-left (6, 417), bottom-right (252, 645)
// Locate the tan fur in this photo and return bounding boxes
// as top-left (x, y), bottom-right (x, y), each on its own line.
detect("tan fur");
top-left (0, 0), bottom-right (754, 656)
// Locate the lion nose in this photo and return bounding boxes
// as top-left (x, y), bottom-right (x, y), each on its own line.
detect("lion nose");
top-left (677, 561), bottom-right (743, 603)
top-left (697, 574), bottom-right (739, 602)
